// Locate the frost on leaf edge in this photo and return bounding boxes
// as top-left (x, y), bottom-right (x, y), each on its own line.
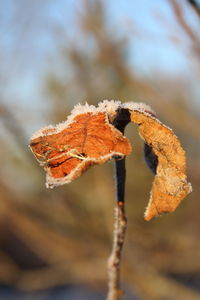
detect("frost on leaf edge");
top-left (31, 100), bottom-right (156, 140)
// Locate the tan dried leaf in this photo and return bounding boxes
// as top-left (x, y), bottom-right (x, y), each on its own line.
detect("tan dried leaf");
top-left (130, 110), bottom-right (192, 221)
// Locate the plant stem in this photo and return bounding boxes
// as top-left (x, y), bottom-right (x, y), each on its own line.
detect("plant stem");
top-left (106, 157), bottom-right (127, 300)
top-left (106, 107), bottom-right (129, 300)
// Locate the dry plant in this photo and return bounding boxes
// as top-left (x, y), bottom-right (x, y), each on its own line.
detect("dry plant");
top-left (29, 100), bottom-right (191, 300)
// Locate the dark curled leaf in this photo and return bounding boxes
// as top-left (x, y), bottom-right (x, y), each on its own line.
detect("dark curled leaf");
top-left (144, 143), bottom-right (158, 175)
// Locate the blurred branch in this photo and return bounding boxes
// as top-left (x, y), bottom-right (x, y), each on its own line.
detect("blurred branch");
top-left (0, 104), bottom-right (27, 148)
top-left (170, 0), bottom-right (200, 55)
top-left (187, 0), bottom-right (200, 17)
top-left (124, 264), bottom-right (200, 300)
top-left (0, 104), bottom-right (41, 176)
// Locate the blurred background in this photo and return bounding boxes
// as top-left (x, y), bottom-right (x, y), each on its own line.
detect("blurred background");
top-left (0, 0), bottom-right (200, 299)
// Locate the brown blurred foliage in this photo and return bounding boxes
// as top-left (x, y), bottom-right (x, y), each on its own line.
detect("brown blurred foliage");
top-left (0, 0), bottom-right (200, 299)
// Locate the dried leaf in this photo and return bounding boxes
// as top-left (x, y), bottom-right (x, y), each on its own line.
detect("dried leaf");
top-left (30, 110), bottom-right (131, 188)
top-left (130, 110), bottom-right (192, 221)
top-left (30, 100), bottom-right (191, 220)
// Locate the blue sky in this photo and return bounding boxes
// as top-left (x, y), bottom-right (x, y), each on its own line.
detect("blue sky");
top-left (106, 0), bottom-right (197, 74)
top-left (1, 0), bottom-right (200, 111)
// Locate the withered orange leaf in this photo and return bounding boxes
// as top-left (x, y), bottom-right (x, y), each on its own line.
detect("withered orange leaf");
top-left (30, 100), bottom-right (191, 220)
top-left (130, 110), bottom-right (192, 221)
top-left (30, 110), bottom-right (131, 188)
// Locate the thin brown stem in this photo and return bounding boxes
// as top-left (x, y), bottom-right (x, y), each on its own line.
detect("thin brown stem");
top-left (106, 202), bottom-right (127, 300)
top-left (106, 108), bottom-right (129, 300)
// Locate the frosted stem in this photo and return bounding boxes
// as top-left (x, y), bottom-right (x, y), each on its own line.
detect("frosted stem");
top-left (106, 198), bottom-right (127, 300)
top-left (106, 107), bottom-right (129, 300)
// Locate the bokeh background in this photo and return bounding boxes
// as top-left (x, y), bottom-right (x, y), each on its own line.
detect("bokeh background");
top-left (0, 0), bottom-right (200, 299)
